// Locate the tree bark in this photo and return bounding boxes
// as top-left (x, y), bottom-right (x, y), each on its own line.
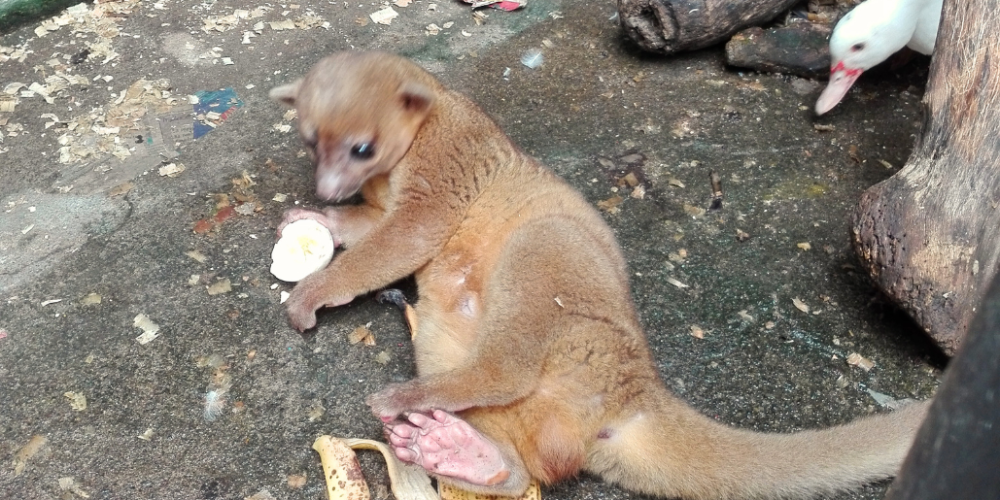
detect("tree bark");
top-left (617, 0), bottom-right (800, 55)
top-left (852, 0), bottom-right (1000, 355)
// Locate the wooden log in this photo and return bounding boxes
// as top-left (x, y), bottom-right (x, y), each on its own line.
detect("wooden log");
top-left (617, 0), bottom-right (800, 55)
top-left (852, 0), bottom-right (1000, 355)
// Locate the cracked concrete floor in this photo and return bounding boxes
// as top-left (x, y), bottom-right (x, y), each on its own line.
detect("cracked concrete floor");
top-left (1, 1), bottom-right (942, 499)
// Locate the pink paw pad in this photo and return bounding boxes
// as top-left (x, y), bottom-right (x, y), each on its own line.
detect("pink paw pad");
top-left (385, 410), bottom-right (510, 486)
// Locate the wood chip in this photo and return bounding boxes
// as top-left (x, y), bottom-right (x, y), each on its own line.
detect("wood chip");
top-left (797, 242), bottom-right (811, 251)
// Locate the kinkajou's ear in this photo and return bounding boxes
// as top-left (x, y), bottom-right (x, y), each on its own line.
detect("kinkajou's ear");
top-left (398, 82), bottom-right (435, 116)
top-left (269, 79), bottom-right (303, 107)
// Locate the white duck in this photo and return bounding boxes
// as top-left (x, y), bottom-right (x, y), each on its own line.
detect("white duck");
top-left (815, 0), bottom-right (943, 115)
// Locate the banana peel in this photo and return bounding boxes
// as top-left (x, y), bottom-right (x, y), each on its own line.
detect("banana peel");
top-left (343, 438), bottom-right (438, 500)
top-left (439, 480), bottom-right (541, 500)
top-left (312, 436), bottom-right (370, 500)
top-left (312, 435), bottom-right (541, 500)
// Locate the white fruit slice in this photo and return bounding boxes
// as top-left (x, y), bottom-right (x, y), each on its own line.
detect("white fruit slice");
top-left (270, 219), bottom-right (335, 282)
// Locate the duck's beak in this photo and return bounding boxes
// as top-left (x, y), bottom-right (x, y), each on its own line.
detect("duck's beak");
top-left (816, 62), bottom-right (863, 115)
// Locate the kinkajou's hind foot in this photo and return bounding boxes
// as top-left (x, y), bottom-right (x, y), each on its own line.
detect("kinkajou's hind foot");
top-left (385, 410), bottom-right (510, 486)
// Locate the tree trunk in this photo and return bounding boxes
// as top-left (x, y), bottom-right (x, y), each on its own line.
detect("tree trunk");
top-left (852, 0), bottom-right (1000, 355)
top-left (617, 0), bottom-right (800, 55)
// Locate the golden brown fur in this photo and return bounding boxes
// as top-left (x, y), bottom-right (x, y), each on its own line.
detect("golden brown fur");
top-left (270, 51), bottom-right (929, 499)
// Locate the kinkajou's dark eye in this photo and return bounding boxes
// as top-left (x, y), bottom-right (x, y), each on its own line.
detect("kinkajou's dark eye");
top-left (851, 43), bottom-right (866, 52)
top-left (350, 142), bottom-right (375, 159)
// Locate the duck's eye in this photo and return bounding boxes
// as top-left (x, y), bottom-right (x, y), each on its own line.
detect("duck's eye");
top-left (350, 142), bottom-right (375, 159)
top-left (851, 43), bottom-right (866, 52)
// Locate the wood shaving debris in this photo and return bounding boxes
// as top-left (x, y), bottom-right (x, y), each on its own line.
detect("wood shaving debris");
top-left (689, 325), bottom-right (704, 339)
top-left (272, 193), bottom-right (288, 203)
top-left (287, 474), bottom-right (308, 489)
top-left (133, 313), bottom-right (161, 344)
top-left (41, 298), bottom-right (62, 306)
top-left (64, 391), bottom-right (88, 411)
top-left (138, 428), bottom-right (154, 441)
top-left (12, 435), bottom-right (47, 476)
top-left (394, 0), bottom-right (413, 6)
top-left (878, 159), bottom-right (894, 169)
top-left (682, 203), bottom-right (706, 217)
top-left (307, 405), bottom-right (326, 422)
top-left (847, 352), bottom-right (876, 371)
top-left (245, 490), bottom-right (276, 500)
top-left (597, 195), bottom-right (623, 213)
top-left (269, 19), bottom-right (296, 30)
top-left (554, 296), bottom-right (564, 308)
top-left (375, 351), bottom-right (392, 365)
top-left (738, 310), bottom-right (754, 322)
top-left (736, 229), bottom-right (750, 241)
top-left (791, 297), bottom-right (810, 313)
top-left (80, 292), bottom-right (102, 305)
top-left (207, 278), bottom-right (232, 295)
top-left (813, 124), bottom-right (835, 132)
top-left (158, 163), bottom-right (185, 177)
top-left (349, 325), bottom-right (376, 346)
top-left (370, 7), bottom-right (399, 25)
top-left (58, 477), bottom-right (91, 498)
top-left (797, 242), bottom-right (812, 251)
top-left (666, 277), bottom-right (688, 289)
top-left (425, 23), bottom-right (441, 35)
top-left (185, 250), bottom-right (207, 263)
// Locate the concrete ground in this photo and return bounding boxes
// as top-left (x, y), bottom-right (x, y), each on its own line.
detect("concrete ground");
top-left (0, 1), bottom-right (943, 499)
